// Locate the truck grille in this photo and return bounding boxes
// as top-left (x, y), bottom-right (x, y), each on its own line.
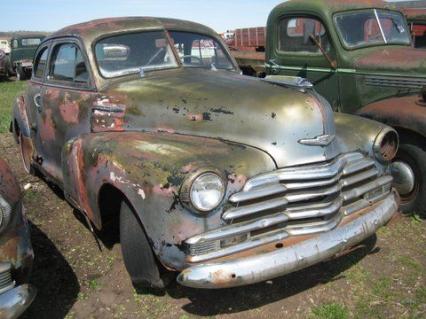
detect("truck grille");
top-left (185, 152), bottom-right (393, 262)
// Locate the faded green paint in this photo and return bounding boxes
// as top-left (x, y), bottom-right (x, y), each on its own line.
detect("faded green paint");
top-left (265, 0), bottom-right (426, 138)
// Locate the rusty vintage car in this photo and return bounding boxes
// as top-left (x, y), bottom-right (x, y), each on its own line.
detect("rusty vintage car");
top-left (0, 158), bottom-right (35, 317)
top-left (12, 17), bottom-right (400, 289)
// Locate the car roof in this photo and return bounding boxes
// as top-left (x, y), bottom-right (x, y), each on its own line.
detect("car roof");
top-left (45, 17), bottom-right (219, 45)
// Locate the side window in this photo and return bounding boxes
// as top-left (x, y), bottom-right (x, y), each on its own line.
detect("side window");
top-left (33, 47), bottom-right (49, 79)
top-left (12, 40), bottom-right (18, 49)
top-left (279, 17), bottom-right (330, 54)
top-left (49, 42), bottom-right (90, 85)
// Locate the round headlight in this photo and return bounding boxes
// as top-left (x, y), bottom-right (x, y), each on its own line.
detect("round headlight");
top-left (373, 128), bottom-right (399, 162)
top-left (190, 173), bottom-right (225, 212)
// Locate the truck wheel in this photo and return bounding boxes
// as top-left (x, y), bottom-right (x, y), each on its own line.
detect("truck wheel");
top-left (391, 143), bottom-right (426, 216)
top-left (120, 200), bottom-right (173, 290)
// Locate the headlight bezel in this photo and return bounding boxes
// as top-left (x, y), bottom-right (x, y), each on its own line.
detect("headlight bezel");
top-left (0, 195), bottom-right (12, 233)
top-left (373, 127), bottom-right (399, 163)
top-left (180, 169), bottom-right (226, 214)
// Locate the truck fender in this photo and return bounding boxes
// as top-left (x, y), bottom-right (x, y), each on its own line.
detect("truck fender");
top-left (61, 132), bottom-right (275, 269)
top-left (356, 95), bottom-right (426, 139)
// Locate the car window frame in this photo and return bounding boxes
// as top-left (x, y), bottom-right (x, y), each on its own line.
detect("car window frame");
top-left (46, 38), bottom-right (95, 91)
top-left (32, 43), bottom-right (51, 82)
top-left (276, 14), bottom-right (333, 57)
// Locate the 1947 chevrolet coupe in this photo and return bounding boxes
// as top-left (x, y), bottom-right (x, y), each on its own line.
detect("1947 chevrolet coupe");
top-left (12, 17), bottom-right (400, 289)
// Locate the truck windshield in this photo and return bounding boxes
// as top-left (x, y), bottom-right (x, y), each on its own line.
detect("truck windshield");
top-left (95, 31), bottom-right (178, 78)
top-left (169, 31), bottom-right (235, 70)
top-left (21, 38), bottom-right (42, 47)
top-left (334, 9), bottom-right (411, 49)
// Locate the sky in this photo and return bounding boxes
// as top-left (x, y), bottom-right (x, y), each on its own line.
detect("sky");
top-left (0, 0), bottom-right (414, 34)
top-left (1, 0), bottom-right (284, 33)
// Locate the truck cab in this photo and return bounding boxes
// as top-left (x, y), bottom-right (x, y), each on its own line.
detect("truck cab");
top-left (9, 33), bottom-right (46, 80)
top-left (265, 0), bottom-right (426, 215)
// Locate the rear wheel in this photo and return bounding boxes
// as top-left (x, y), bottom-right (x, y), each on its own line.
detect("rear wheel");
top-left (391, 143), bottom-right (426, 216)
top-left (120, 200), bottom-right (174, 289)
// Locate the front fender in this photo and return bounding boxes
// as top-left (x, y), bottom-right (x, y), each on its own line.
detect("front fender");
top-left (61, 132), bottom-right (275, 269)
top-left (356, 95), bottom-right (426, 138)
top-left (334, 112), bottom-right (390, 159)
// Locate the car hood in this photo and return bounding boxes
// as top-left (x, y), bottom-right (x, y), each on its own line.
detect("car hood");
top-left (353, 46), bottom-right (426, 75)
top-left (99, 68), bottom-right (341, 168)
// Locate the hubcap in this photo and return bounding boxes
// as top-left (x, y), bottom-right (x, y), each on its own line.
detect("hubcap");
top-left (391, 161), bottom-right (415, 196)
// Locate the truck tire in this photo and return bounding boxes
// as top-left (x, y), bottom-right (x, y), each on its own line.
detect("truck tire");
top-left (120, 200), bottom-right (173, 290)
top-left (391, 143), bottom-right (426, 216)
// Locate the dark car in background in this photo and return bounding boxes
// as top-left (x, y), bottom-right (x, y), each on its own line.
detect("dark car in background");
top-left (0, 50), bottom-right (10, 79)
top-left (0, 158), bottom-right (35, 318)
top-left (9, 33), bottom-right (46, 80)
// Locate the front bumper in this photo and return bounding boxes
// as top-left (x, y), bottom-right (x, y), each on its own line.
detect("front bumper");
top-left (0, 284), bottom-right (36, 319)
top-left (177, 191), bottom-right (399, 289)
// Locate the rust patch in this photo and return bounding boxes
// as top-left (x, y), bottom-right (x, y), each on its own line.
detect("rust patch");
top-left (59, 95), bottom-right (80, 124)
top-left (40, 109), bottom-right (56, 141)
top-left (0, 158), bottom-right (21, 205)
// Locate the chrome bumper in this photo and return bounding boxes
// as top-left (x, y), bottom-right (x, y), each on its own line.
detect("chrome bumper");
top-left (177, 191), bottom-right (398, 289)
top-left (0, 284), bottom-right (36, 319)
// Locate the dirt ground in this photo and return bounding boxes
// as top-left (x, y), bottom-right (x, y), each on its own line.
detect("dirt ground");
top-left (0, 130), bottom-right (425, 319)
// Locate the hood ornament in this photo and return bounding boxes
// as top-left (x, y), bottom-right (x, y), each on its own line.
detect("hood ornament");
top-left (298, 134), bottom-right (335, 146)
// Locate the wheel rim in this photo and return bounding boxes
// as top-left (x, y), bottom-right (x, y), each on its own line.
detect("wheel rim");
top-left (19, 134), bottom-right (32, 174)
top-left (391, 160), bottom-right (418, 202)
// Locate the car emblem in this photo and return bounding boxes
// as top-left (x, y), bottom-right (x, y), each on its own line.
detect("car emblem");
top-left (298, 134), bottom-right (335, 146)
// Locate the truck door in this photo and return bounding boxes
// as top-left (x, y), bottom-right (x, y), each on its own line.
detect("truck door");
top-left (268, 16), bottom-right (340, 110)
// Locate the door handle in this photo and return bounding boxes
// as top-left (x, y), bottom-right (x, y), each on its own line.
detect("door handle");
top-left (34, 93), bottom-right (42, 112)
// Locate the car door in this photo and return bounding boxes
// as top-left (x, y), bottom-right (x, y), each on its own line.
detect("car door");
top-left (32, 39), bottom-right (98, 184)
top-left (268, 15), bottom-right (340, 110)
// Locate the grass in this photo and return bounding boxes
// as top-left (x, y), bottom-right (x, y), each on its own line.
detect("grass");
top-left (0, 80), bottom-right (27, 133)
top-left (311, 303), bottom-right (349, 319)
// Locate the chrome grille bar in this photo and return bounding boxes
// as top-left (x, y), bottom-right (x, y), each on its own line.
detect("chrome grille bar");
top-left (184, 152), bottom-right (393, 262)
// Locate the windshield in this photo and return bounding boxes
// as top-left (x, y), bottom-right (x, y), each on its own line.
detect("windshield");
top-left (169, 31), bottom-right (235, 70)
top-left (334, 9), bottom-right (411, 49)
top-left (95, 31), bottom-right (178, 78)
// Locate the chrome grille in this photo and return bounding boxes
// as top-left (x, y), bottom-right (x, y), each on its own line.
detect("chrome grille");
top-left (185, 152), bottom-right (393, 262)
top-left (0, 263), bottom-right (14, 294)
top-left (364, 75), bottom-right (426, 89)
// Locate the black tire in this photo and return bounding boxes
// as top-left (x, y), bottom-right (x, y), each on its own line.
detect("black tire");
top-left (120, 200), bottom-right (173, 289)
top-left (393, 143), bottom-right (426, 216)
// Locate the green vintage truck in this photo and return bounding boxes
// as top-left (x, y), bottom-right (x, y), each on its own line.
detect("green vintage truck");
top-left (245, 0), bottom-right (426, 214)
top-left (9, 33), bottom-right (46, 80)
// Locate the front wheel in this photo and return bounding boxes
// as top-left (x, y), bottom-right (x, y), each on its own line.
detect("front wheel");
top-left (120, 200), bottom-right (174, 290)
top-left (391, 143), bottom-right (426, 216)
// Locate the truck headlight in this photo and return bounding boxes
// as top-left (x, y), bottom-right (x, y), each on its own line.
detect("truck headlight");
top-left (0, 195), bottom-right (12, 231)
top-left (373, 128), bottom-right (399, 162)
top-left (188, 172), bottom-right (225, 213)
